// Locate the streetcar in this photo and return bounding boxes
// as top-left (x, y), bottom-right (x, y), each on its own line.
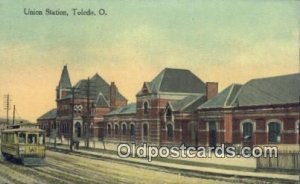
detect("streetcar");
top-left (1, 127), bottom-right (46, 165)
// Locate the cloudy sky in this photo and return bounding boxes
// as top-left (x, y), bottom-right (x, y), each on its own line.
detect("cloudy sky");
top-left (0, 0), bottom-right (299, 122)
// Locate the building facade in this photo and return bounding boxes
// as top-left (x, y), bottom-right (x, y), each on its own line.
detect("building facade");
top-left (38, 65), bottom-right (127, 142)
top-left (38, 66), bottom-right (300, 147)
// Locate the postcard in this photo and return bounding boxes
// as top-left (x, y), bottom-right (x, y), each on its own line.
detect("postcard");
top-left (0, 1), bottom-right (299, 183)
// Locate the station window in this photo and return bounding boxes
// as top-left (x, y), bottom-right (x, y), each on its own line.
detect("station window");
top-left (107, 124), bottom-right (112, 135)
top-left (143, 102), bottom-right (149, 114)
top-left (122, 124), bottom-right (127, 135)
top-left (167, 124), bottom-right (173, 138)
top-left (166, 108), bottom-right (172, 121)
top-left (114, 124), bottom-right (119, 135)
top-left (268, 122), bottom-right (281, 143)
top-left (143, 124), bottom-right (148, 138)
top-left (243, 122), bottom-right (253, 141)
top-left (130, 124), bottom-right (135, 136)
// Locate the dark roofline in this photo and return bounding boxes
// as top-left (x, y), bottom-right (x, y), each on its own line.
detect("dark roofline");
top-left (198, 102), bottom-right (299, 112)
top-left (105, 103), bottom-right (136, 116)
top-left (37, 108), bottom-right (57, 120)
top-left (246, 72), bottom-right (300, 81)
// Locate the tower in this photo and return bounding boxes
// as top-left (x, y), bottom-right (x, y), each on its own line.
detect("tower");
top-left (56, 65), bottom-right (72, 100)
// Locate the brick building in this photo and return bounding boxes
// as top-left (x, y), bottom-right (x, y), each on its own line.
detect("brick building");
top-left (104, 68), bottom-right (218, 146)
top-left (38, 66), bottom-right (300, 148)
top-left (37, 108), bottom-right (57, 137)
top-left (198, 73), bottom-right (300, 147)
top-left (38, 65), bottom-right (127, 141)
top-left (104, 70), bottom-right (299, 147)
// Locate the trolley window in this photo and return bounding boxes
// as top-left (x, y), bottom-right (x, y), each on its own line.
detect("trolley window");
top-left (19, 133), bottom-right (26, 144)
top-left (27, 134), bottom-right (37, 144)
top-left (38, 133), bottom-right (45, 145)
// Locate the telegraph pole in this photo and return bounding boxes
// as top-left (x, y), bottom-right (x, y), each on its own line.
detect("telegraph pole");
top-left (86, 77), bottom-right (91, 148)
top-left (3, 94), bottom-right (11, 127)
top-left (298, 29), bottom-right (300, 181)
top-left (70, 87), bottom-right (75, 151)
top-left (12, 105), bottom-right (15, 125)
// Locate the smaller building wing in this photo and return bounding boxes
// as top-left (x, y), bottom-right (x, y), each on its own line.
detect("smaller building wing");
top-left (106, 103), bottom-right (136, 116)
top-left (199, 84), bottom-right (242, 109)
top-left (37, 108), bottom-right (57, 120)
top-left (170, 94), bottom-right (206, 112)
top-left (235, 73), bottom-right (300, 106)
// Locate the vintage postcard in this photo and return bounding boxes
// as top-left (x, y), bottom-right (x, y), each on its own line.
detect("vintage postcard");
top-left (0, 1), bottom-right (299, 184)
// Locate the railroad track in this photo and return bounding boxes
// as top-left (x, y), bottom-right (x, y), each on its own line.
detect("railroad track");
top-left (48, 148), bottom-right (297, 184)
top-left (0, 150), bottom-right (234, 184)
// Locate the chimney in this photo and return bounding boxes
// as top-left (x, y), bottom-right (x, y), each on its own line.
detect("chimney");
top-left (206, 82), bottom-right (218, 100)
top-left (110, 82), bottom-right (117, 110)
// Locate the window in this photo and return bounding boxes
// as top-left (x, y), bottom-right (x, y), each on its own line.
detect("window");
top-left (167, 124), bottom-right (173, 138)
top-left (143, 102), bottom-right (149, 114)
top-left (268, 122), bottom-right (281, 143)
top-left (122, 124), bottom-right (127, 135)
top-left (107, 124), bottom-right (112, 135)
top-left (166, 108), bottom-right (172, 121)
top-left (19, 133), bottom-right (26, 144)
top-left (243, 122), bottom-right (253, 141)
top-left (39, 134), bottom-right (45, 145)
top-left (27, 134), bottom-right (37, 144)
top-left (130, 124), bottom-right (135, 136)
top-left (143, 124), bottom-right (148, 138)
top-left (114, 124), bottom-right (119, 135)
top-left (75, 122), bottom-right (81, 138)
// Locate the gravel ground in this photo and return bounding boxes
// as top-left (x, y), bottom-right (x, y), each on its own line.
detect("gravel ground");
top-left (0, 150), bottom-right (231, 184)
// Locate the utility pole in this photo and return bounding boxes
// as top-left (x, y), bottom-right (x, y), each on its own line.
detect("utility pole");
top-left (3, 94), bottom-right (11, 127)
top-left (12, 105), bottom-right (15, 125)
top-left (86, 77), bottom-right (91, 148)
top-left (69, 87), bottom-right (75, 151)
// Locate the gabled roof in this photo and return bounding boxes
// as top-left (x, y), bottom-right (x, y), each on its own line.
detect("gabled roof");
top-left (38, 108), bottom-right (57, 120)
top-left (199, 84), bottom-right (242, 109)
top-left (69, 73), bottom-right (127, 102)
top-left (58, 65), bottom-right (72, 89)
top-left (137, 68), bottom-right (206, 95)
top-left (199, 73), bottom-right (300, 109)
top-left (95, 93), bottom-right (109, 107)
top-left (106, 103), bottom-right (136, 116)
top-left (170, 94), bottom-right (206, 112)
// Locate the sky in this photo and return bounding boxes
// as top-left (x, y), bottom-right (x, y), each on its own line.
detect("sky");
top-left (0, 0), bottom-right (299, 122)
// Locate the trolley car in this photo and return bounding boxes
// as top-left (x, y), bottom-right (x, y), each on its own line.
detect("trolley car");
top-left (1, 128), bottom-right (46, 165)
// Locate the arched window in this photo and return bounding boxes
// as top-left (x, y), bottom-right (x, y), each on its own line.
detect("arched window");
top-left (107, 124), bottom-right (112, 135)
top-left (268, 122), bottom-right (281, 143)
top-left (62, 123), bottom-right (65, 133)
top-left (122, 123), bottom-right (127, 135)
top-left (75, 122), bottom-right (81, 138)
top-left (130, 124), bottom-right (135, 136)
top-left (143, 101), bottom-right (149, 114)
top-left (242, 122), bottom-right (253, 141)
top-left (114, 124), bottom-right (119, 135)
top-left (166, 108), bottom-right (172, 121)
top-left (143, 124), bottom-right (148, 139)
top-left (167, 124), bottom-right (173, 138)
top-left (66, 122), bottom-right (69, 134)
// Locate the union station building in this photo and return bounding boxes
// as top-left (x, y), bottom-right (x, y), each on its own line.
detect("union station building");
top-left (38, 66), bottom-right (300, 147)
